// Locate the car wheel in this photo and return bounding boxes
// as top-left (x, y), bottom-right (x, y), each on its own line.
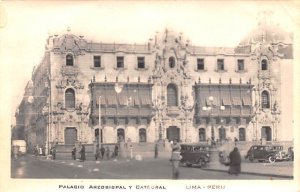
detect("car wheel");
top-left (186, 163), bottom-right (192, 167)
top-left (268, 156), bottom-right (276, 163)
top-left (249, 155), bottom-right (254, 162)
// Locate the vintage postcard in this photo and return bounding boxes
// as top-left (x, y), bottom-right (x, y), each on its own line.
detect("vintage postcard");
top-left (0, 1), bottom-right (299, 192)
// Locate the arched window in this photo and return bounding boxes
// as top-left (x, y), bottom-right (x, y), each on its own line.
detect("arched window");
top-left (261, 90), bottom-right (270, 109)
top-left (261, 59), bottom-right (268, 70)
top-left (167, 84), bottom-right (178, 106)
top-left (199, 128), bottom-right (206, 142)
top-left (169, 56), bottom-right (176, 68)
top-left (66, 54), bottom-right (74, 66)
top-left (65, 88), bottom-right (75, 108)
top-left (117, 128), bottom-right (125, 143)
top-left (139, 128), bottom-right (147, 142)
top-left (239, 128), bottom-right (246, 141)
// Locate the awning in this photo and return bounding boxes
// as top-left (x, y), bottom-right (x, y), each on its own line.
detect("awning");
top-left (107, 96), bottom-right (118, 106)
top-left (96, 96), bottom-right (106, 105)
top-left (222, 97), bottom-right (231, 105)
top-left (232, 97), bottom-right (242, 105)
top-left (141, 96), bottom-right (152, 106)
top-left (118, 96), bottom-right (128, 106)
top-left (242, 97), bottom-right (252, 106)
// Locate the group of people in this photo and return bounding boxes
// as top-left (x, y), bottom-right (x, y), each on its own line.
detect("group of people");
top-left (71, 144), bottom-right (119, 161)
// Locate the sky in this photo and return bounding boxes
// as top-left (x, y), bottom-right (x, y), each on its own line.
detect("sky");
top-left (0, 1), bottom-right (298, 125)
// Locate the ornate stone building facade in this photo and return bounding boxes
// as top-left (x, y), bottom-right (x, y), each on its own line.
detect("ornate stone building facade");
top-left (15, 21), bottom-right (293, 154)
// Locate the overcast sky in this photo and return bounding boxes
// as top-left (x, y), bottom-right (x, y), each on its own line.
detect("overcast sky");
top-left (0, 1), bottom-right (298, 125)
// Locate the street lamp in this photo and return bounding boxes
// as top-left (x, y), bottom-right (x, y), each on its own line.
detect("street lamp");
top-left (202, 96), bottom-right (225, 145)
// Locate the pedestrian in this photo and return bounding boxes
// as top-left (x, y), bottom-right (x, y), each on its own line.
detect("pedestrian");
top-left (114, 145), bottom-right (119, 158)
top-left (51, 146), bottom-right (56, 160)
top-left (170, 139), bottom-right (181, 179)
top-left (95, 145), bottom-right (101, 161)
top-left (227, 147), bottom-right (241, 175)
top-left (100, 145), bottom-right (105, 159)
top-left (154, 143), bottom-right (158, 158)
top-left (106, 146), bottom-right (110, 160)
top-left (234, 137), bottom-right (238, 146)
top-left (80, 145), bottom-right (86, 162)
top-left (72, 146), bottom-right (77, 160)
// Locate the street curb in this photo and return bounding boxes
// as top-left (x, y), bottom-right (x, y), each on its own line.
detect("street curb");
top-left (202, 168), bottom-right (293, 179)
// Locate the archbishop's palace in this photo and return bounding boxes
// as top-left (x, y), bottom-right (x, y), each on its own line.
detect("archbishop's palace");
top-left (13, 18), bottom-right (293, 157)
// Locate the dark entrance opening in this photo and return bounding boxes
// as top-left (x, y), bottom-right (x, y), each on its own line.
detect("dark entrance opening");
top-left (64, 127), bottom-right (77, 145)
top-left (95, 129), bottom-right (103, 145)
top-left (167, 126), bottom-right (180, 142)
top-left (239, 128), bottom-right (246, 141)
top-left (219, 127), bottom-right (226, 142)
top-left (261, 126), bottom-right (272, 141)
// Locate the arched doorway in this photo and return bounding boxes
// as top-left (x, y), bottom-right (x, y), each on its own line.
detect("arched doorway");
top-left (64, 127), bottom-right (77, 145)
top-left (239, 128), bottom-right (246, 141)
top-left (219, 127), bottom-right (226, 142)
top-left (139, 128), bottom-right (147, 142)
top-left (117, 128), bottom-right (125, 143)
top-left (167, 126), bottom-right (180, 142)
top-left (95, 128), bottom-right (103, 144)
top-left (199, 128), bottom-right (206, 142)
top-left (261, 126), bottom-right (272, 141)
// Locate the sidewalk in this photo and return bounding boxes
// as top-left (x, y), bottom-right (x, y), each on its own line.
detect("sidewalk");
top-left (202, 161), bottom-right (293, 179)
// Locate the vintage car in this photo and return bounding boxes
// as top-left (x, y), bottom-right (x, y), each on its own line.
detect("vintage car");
top-left (245, 145), bottom-right (288, 163)
top-left (179, 144), bottom-right (210, 168)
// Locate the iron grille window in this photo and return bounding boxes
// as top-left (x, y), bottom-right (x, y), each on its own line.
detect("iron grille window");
top-left (237, 59), bottom-right (244, 71)
top-left (261, 59), bottom-right (268, 70)
top-left (197, 58), bottom-right (204, 70)
top-left (139, 128), bottom-right (147, 142)
top-left (217, 59), bottom-right (224, 71)
top-left (169, 57), bottom-right (176, 68)
top-left (65, 88), bottom-right (75, 108)
top-left (137, 57), bottom-right (145, 69)
top-left (66, 54), bottom-right (74, 66)
top-left (94, 56), bottom-right (101, 67)
top-left (117, 128), bottom-right (125, 142)
top-left (199, 128), bottom-right (206, 142)
top-left (117, 56), bottom-right (124, 68)
top-left (261, 91), bottom-right (270, 108)
top-left (167, 84), bottom-right (178, 106)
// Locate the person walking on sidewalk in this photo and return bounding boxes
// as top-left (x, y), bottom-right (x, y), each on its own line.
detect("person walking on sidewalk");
top-left (154, 143), bottom-right (158, 159)
top-left (51, 146), bottom-right (56, 160)
top-left (106, 146), bottom-right (110, 160)
top-left (170, 139), bottom-right (181, 179)
top-left (100, 146), bottom-right (105, 159)
top-left (227, 147), bottom-right (241, 175)
top-left (79, 145), bottom-right (86, 162)
top-left (72, 146), bottom-right (77, 160)
top-left (95, 145), bottom-right (101, 161)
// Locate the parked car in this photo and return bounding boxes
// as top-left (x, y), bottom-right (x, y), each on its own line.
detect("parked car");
top-left (179, 144), bottom-right (210, 168)
top-left (287, 147), bottom-right (294, 161)
top-left (245, 145), bottom-right (288, 163)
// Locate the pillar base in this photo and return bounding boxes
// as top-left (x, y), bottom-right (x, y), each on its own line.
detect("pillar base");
top-left (207, 146), bottom-right (221, 167)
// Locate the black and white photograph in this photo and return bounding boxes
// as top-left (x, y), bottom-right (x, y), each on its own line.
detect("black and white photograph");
top-left (0, 1), bottom-right (299, 192)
